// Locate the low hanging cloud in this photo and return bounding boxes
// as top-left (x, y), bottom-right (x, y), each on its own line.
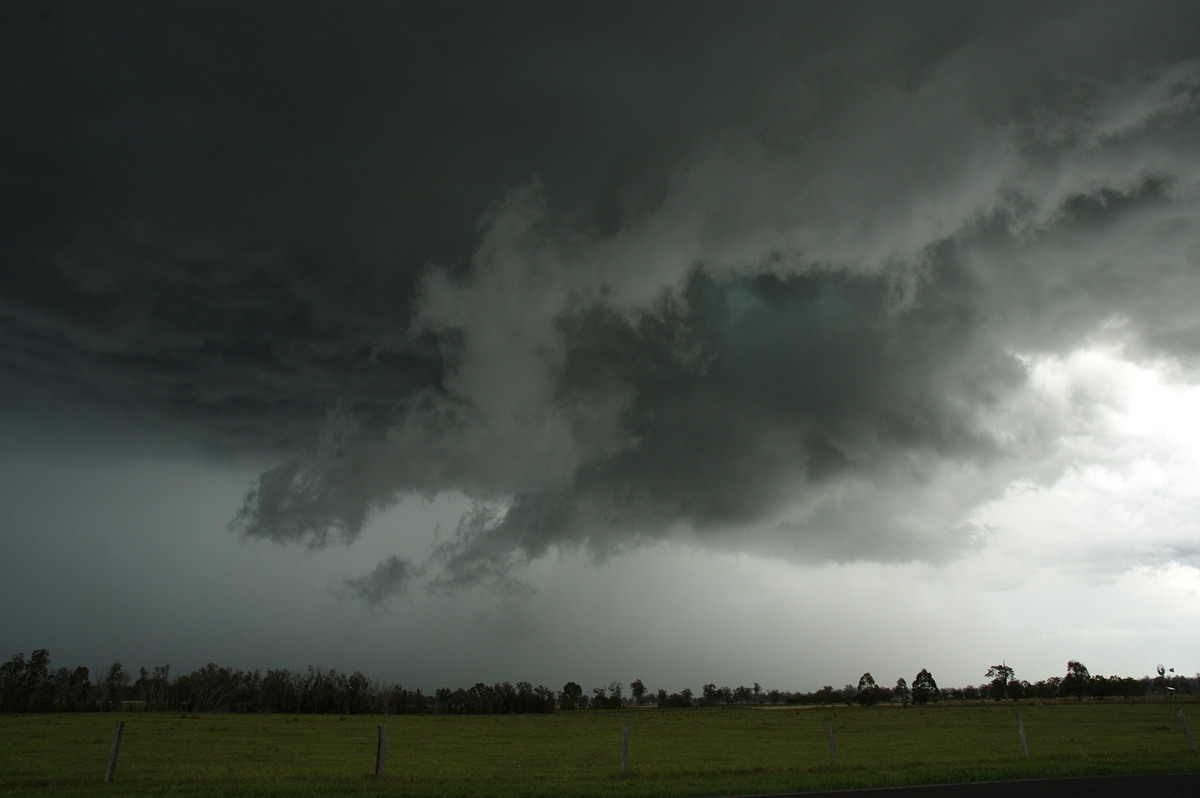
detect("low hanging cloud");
top-left (239, 24), bottom-right (1200, 590)
top-left (341, 556), bottom-right (421, 610)
top-left (4, 3), bottom-right (1198, 600)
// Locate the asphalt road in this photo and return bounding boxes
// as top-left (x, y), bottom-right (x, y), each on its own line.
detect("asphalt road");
top-left (725, 773), bottom-right (1200, 797)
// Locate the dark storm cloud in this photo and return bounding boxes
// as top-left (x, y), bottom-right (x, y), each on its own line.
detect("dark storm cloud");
top-left (5, 2), bottom-right (1200, 596)
top-left (4, 0), bottom-right (862, 447)
top-left (342, 556), bottom-right (420, 609)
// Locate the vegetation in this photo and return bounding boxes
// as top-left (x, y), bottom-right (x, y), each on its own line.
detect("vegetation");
top-left (986, 662), bottom-right (1015, 700)
top-left (912, 668), bottom-right (940, 705)
top-left (856, 672), bottom-right (881, 707)
top-left (2, 650), bottom-right (1193, 718)
top-left (1, 703), bottom-right (1197, 797)
top-left (4, 649), bottom-right (1198, 794)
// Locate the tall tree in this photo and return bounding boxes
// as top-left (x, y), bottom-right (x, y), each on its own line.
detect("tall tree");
top-left (560, 681), bottom-right (583, 710)
top-left (23, 649), bottom-right (52, 712)
top-left (141, 665), bottom-right (170, 712)
top-left (0, 653), bottom-right (29, 712)
top-left (986, 662), bottom-right (1015, 701)
top-left (912, 668), bottom-right (939, 705)
top-left (100, 662), bottom-right (129, 711)
top-left (856, 672), bottom-right (880, 706)
top-left (894, 677), bottom-right (910, 704)
top-left (608, 681), bottom-right (623, 706)
top-left (1063, 660), bottom-right (1091, 701)
top-left (630, 678), bottom-right (646, 706)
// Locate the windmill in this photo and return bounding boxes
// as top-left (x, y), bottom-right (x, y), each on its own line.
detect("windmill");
top-left (1157, 664), bottom-right (1176, 698)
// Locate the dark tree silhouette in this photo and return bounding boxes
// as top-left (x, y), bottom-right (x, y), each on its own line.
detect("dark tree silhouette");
top-left (857, 672), bottom-right (881, 706)
top-left (560, 681), bottom-right (583, 710)
top-left (1063, 660), bottom-right (1091, 701)
top-left (912, 668), bottom-right (939, 704)
top-left (630, 678), bottom-right (646, 705)
top-left (986, 662), bottom-right (1015, 700)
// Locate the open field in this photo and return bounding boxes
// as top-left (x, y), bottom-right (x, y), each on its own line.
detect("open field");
top-left (2, 702), bottom-right (1198, 797)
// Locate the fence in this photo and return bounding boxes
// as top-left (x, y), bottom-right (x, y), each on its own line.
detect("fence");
top-left (88, 705), bottom-right (1197, 784)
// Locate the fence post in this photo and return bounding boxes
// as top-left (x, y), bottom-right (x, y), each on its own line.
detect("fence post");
top-left (103, 720), bottom-right (125, 783)
top-left (1177, 709), bottom-right (1197, 754)
top-left (826, 719), bottom-right (837, 767)
top-left (1015, 711), bottom-right (1029, 758)
top-left (376, 723), bottom-right (387, 777)
top-left (620, 723), bottom-right (630, 776)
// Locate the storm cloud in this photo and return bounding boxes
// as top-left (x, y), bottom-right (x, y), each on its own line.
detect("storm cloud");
top-left (6, 1), bottom-right (1200, 599)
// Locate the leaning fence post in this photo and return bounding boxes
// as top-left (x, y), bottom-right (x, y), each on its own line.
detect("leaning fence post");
top-left (620, 723), bottom-right (630, 776)
top-left (1015, 711), bottom-right (1029, 758)
top-left (375, 723), bottom-right (387, 777)
top-left (826, 719), bottom-right (837, 767)
top-left (1177, 709), bottom-right (1197, 754)
top-left (103, 720), bottom-right (125, 783)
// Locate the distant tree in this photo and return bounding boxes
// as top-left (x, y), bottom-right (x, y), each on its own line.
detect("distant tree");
top-left (262, 668), bottom-right (297, 713)
top-left (630, 679), bottom-right (647, 706)
top-left (63, 665), bottom-right (93, 711)
top-left (912, 669), bottom-right (939, 705)
top-left (986, 662), bottom-right (1015, 701)
top-left (857, 672), bottom-right (880, 706)
top-left (0, 653), bottom-right (28, 712)
top-left (702, 683), bottom-right (720, 706)
top-left (560, 681), bottom-right (583, 710)
top-left (893, 677), bottom-right (910, 704)
top-left (657, 688), bottom-right (693, 708)
top-left (24, 649), bottom-right (52, 712)
top-left (1028, 675), bottom-right (1062, 700)
top-left (139, 665), bottom-right (171, 712)
top-left (609, 681), bottom-right (623, 705)
top-left (100, 662), bottom-right (129, 711)
top-left (1062, 660), bottom-right (1091, 701)
top-left (346, 671), bottom-right (371, 714)
top-left (590, 686), bottom-right (620, 709)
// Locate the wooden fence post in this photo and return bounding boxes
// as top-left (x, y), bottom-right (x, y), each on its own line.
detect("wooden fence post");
top-left (1015, 711), bottom-right (1029, 758)
top-left (375, 723), bottom-right (387, 777)
top-left (826, 719), bottom-right (837, 767)
top-left (103, 720), bottom-right (124, 783)
top-left (1177, 709), bottom-right (1197, 754)
top-left (620, 723), bottom-right (630, 776)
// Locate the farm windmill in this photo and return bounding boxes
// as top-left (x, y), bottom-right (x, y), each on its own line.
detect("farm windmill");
top-left (1157, 664), bottom-right (1177, 698)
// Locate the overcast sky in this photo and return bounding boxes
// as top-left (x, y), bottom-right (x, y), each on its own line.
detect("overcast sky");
top-left (3, 0), bottom-right (1200, 695)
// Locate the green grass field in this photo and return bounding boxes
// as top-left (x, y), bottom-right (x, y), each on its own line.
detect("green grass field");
top-left (2, 702), bottom-right (1198, 797)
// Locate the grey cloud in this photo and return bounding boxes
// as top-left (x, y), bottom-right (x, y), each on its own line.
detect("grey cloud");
top-left (419, 264), bottom-right (1034, 587)
top-left (341, 556), bottom-right (420, 609)
top-left (5, 3), bottom-right (1200, 594)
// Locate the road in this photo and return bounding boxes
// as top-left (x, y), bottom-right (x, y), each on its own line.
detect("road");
top-left (725, 773), bottom-right (1200, 797)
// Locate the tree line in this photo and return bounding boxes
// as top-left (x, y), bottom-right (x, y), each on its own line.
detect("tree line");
top-left (1, 651), bottom-right (460, 715)
top-left (841, 661), bottom-right (1183, 707)
top-left (1, 649), bottom-right (1193, 715)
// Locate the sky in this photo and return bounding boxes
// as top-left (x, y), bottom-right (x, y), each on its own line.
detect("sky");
top-left (3, 0), bottom-right (1200, 695)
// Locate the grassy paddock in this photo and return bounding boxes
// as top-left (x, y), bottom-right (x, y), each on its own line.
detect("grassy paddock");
top-left (2, 702), bottom-right (1198, 797)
